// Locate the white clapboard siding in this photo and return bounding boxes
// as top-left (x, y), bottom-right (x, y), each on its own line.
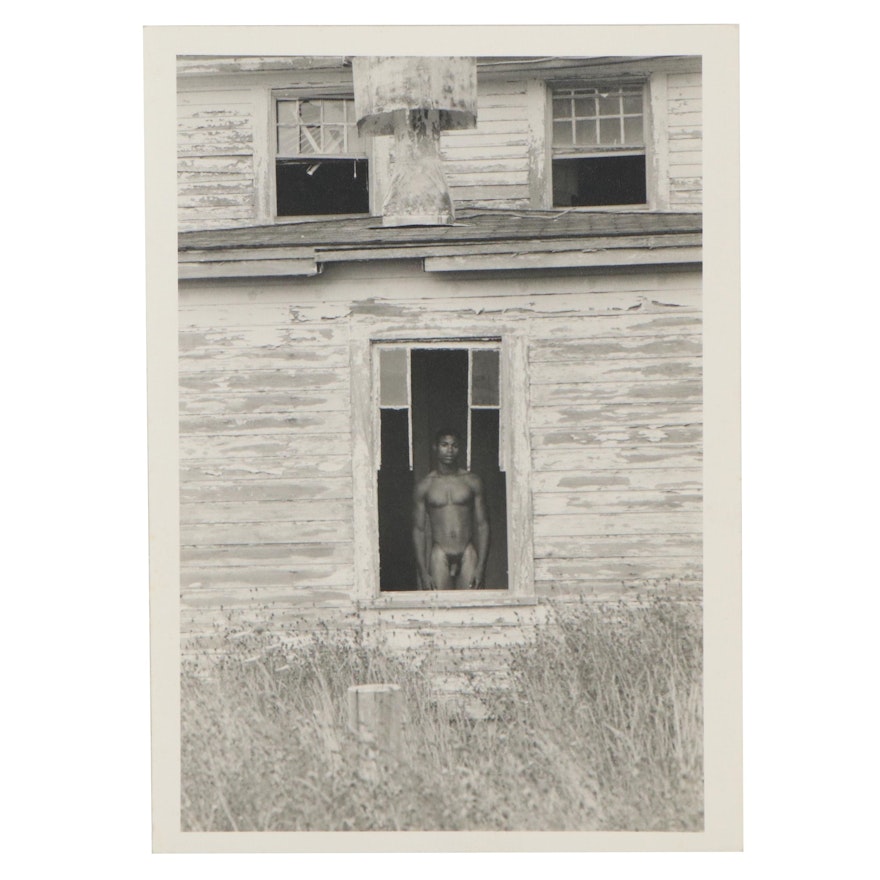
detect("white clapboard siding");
top-left (442, 79), bottom-right (531, 208)
top-left (177, 90), bottom-right (258, 230)
top-left (666, 72), bottom-right (702, 207)
top-left (179, 260), bottom-right (702, 642)
top-left (526, 305), bottom-right (701, 600)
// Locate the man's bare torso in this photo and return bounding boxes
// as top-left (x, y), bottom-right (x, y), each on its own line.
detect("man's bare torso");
top-left (421, 470), bottom-right (479, 554)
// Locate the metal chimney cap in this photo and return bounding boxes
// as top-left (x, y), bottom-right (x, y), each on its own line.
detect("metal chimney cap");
top-left (353, 56), bottom-right (478, 136)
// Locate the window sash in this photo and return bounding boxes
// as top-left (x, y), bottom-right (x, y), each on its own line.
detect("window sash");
top-left (551, 85), bottom-right (646, 152)
top-left (275, 97), bottom-right (365, 158)
top-left (374, 341), bottom-right (502, 473)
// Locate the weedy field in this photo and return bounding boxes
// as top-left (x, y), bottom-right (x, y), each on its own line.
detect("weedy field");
top-left (181, 599), bottom-right (703, 832)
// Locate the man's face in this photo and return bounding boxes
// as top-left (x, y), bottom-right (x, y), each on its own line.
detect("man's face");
top-left (436, 435), bottom-right (460, 466)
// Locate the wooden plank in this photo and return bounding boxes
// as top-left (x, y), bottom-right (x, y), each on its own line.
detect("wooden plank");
top-left (648, 70), bottom-right (670, 210)
top-left (469, 105), bottom-right (529, 122)
top-left (444, 184), bottom-right (531, 200)
top-left (504, 334), bottom-right (535, 597)
top-left (178, 192), bottom-right (256, 209)
top-left (535, 557), bottom-right (702, 582)
top-left (177, 87), bottom-right (257, 105)
top-left (179, 410), bottom-right (350, 435)
top-left (534, 512), bottom-right (701, 537)
top-left (667, 163), bottom-right (703, 178)
top-left (424, 246), bottom-right (702, 273)
top-left (179, 369), bottom-right (347, 394)
top-left (534, 533), bottom-right (701, 559)
top-left (361, 604), bottom-right (546, 628)
top-left (440, 144), bottom-right (528, 161)
top-left (181, 563), bottom-right (354, 589)
top-left (531, 423), bottom-right (702, 449)
top-left (445, 170), bottom-right (530, 186)
top-left (666, 84), bottom-right (702, 101)
top-left (531, 467), bottom-right (701, 494)
top-left (535, 579), bottom-right (701, 597)
top-left (179, 326), bottom-right (350, 349)
top-left (178, 259), bottom-right (320, 279)
top-left (178, 271), bottom-right (701, 314)
top-left (531, 357), bottom-right (701, 385)
top-left (180, 499), bottom-right (352, 524)
top-left (531, 378), bottom-right (702, 407)
top-left (350, 339), bottom-right (380, 602)
top-left (180, 585), bottom-right (354, 609)
top-left (527, 78), bottom-right (549, 209)
top-left (179, 433), bottom-right (351, 459)
top-left (528, 312), bottom-right (701, 339)
top-left (666, 71), bottom-right (702, 87)
top-left (533, 491), bottom-right (701, 516)
top-left (180, 456), bottom-right (351, 482)
top-left (179, 390), bottom-right (349, 416)
top-left (181, 542), bottom-right (355, 565)
top-left (533, 446), bottom-right (701, 472)
top-left (178, 205), bottom-right (254, 221)
top-left (180, 477), bottom-right (353, 504)
top-left (529, 401), bottom-right (702, 428)
top-left (177, 116), bottom-right (252, 133)
top-left (178, 346), bottom-right (349, 372)
top-left (530, 335), bottom-right (701, 362)
top-left (667, 111), bottom-right (703, 127)
top-left (180, 519), bottom-right (352, 546)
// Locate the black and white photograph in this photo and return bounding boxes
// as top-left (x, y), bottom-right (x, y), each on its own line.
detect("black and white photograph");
top-left (147, 26), bottom-right (741, 851)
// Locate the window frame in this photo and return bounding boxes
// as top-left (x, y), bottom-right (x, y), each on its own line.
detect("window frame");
top-left (268, 88), bottom-right (373, 222)
top-left (350, 331), bottom-right (535, 607)
top-left (545, 78), bottom-right (657, 211)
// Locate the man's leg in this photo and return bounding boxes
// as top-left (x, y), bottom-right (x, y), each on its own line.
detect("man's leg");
top-left (456, 544), bottom-right (479, 589)
top-left (429, 544), bottom-right (452, 589)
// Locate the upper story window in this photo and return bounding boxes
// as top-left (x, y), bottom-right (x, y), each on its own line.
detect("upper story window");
top-left (550, 84), bottom-right (647, 208)
top-left (274, 96), bottom-right (369, 217)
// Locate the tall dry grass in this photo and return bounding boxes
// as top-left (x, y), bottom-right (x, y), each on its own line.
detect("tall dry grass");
top-left (181, 599), bottom-right (702, 831)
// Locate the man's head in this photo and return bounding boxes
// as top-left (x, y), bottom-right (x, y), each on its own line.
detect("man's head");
top-left (433, 429), bottom-right (462, 466)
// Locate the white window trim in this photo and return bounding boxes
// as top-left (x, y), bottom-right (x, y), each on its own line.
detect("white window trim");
top-left (544, 76), bottom-right (669, 211)
top-left (258, 87), bottom-right (376, 223)
top-left (350, 330), bottom-right (535, 606)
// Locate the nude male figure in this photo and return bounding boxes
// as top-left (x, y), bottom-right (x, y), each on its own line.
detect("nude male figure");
top-left (412, 430), bottom-right (490, 590)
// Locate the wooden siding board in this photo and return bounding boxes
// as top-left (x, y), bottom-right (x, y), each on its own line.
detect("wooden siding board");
top-left (180, 433), bottom-right (351, 459)
top-left (180, 520), bottom-right (353, 546)
top-left (181, 542), bottom-right (355, 565)
top-left (180, 477), bottom-right (353, 504)
top-left (181, 564), bottom-right (355, 589)
top-left (534, 533), bottom-right (701, 559)
top-left (533, 446), bottom-right (701, 472)
top-left (532, 491), bottom-right (701, 515)
top-left (531, 467), bottom-right (701, 494)
top-left (180, 456), bottom-right (352, 482)
top-left (179, 499), bottom-right (352, 524)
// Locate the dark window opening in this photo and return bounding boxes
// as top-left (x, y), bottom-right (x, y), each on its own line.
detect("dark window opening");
top-left (377, 346), bottom-right (508, 592)
top-left (276, 158), bottom-right (369, 216)
top-left (552, 155), bottom-right (647, 207)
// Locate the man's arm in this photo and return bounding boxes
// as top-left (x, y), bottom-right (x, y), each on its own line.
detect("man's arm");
top-left (470, 475), bottom-right (490, 589)
top-left (412, 479), bottom-right (434, 590)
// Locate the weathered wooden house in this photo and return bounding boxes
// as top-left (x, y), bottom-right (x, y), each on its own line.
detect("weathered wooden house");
top-left (178, 55), bottom-right (703, 690)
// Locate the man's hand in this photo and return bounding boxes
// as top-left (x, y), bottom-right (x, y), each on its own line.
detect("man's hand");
top-left (468, 569), bottom-right (486, 590)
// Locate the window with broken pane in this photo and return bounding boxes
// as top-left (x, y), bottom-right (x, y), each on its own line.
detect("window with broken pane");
top-left (274, 97), bottom-right (369, 216)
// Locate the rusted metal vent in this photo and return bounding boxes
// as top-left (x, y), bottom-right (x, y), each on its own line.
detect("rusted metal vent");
top-left (353, 56), bottom-right (477, 227)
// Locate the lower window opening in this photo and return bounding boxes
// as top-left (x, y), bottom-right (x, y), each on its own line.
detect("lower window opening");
top-left (378, 347), bottom-right (509, 592)
top-left (276, 158), bottom-right (369, 216)
top-left (552, 154), bottom-right (646, 207)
